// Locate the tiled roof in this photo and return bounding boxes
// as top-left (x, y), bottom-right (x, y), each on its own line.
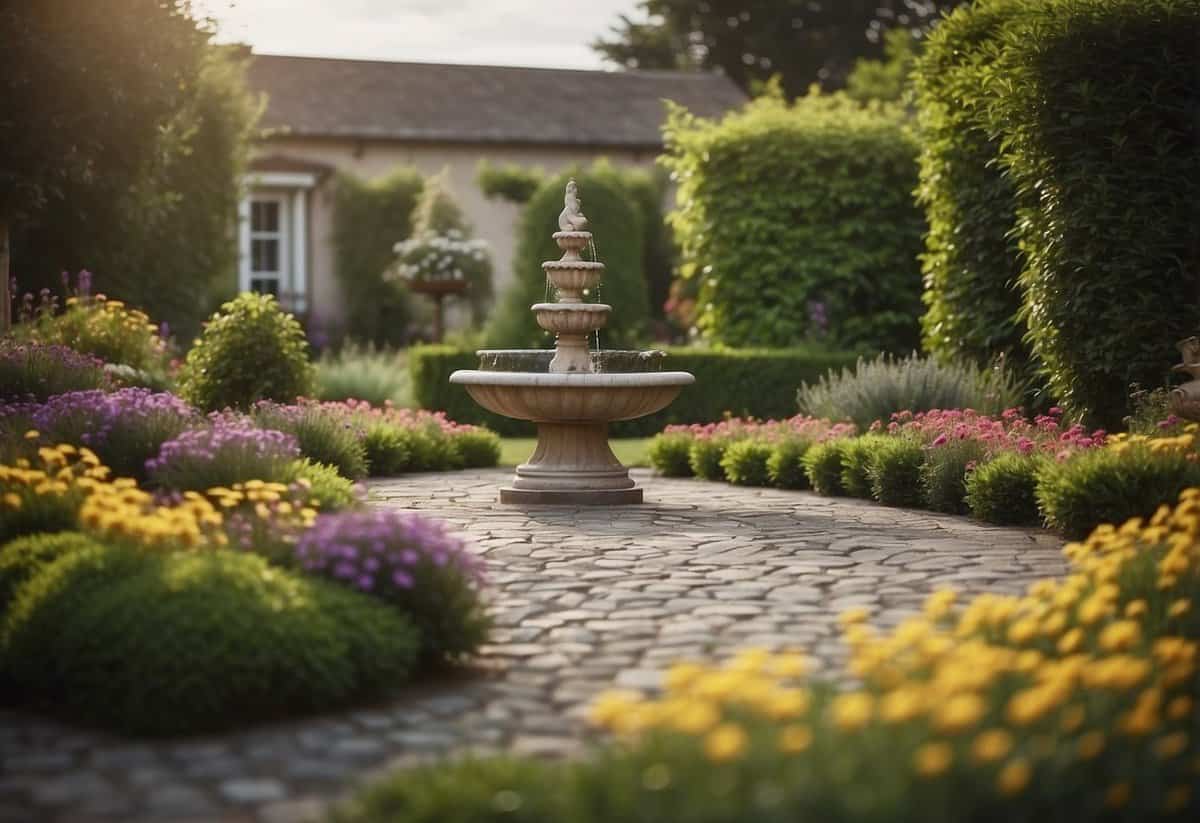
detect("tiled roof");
top-left (246, 54), bottom-right (747, 147)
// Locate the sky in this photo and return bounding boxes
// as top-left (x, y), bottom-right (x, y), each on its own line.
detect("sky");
top-left (193, 0), bottom-right (644, 69)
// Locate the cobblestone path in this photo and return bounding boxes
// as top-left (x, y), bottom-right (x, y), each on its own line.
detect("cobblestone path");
top-left (0, 469), bottom-right (1065, 822)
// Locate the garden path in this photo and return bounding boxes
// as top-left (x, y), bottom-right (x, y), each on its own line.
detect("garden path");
top-left (0, 468), bottom-right (1065, 823)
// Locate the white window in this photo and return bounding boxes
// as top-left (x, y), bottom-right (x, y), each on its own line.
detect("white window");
top-left (248, 195), bottom-right (289, 299)
top-left (238, 171), bottom-right (314, 313)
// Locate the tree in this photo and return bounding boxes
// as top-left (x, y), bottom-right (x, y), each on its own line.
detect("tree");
top-left (844, 27), bottom-right (923, 104)
top-left (594, 1), bottom-right (966, 97)
top-left (0, 1), bottom-right (250, 335)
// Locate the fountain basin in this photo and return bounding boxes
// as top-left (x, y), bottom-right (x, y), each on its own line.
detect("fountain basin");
top-left (533, 302), bottom-right (611, 336)
top-left (542, 261), bottom-right (604, 296)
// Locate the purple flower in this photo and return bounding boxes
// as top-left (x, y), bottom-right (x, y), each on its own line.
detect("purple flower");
top-left (146, 415), bottom-right (300, 490)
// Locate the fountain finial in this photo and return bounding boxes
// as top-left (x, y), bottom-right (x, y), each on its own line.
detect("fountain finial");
top-left (558, 178), bottom-right (589, 232)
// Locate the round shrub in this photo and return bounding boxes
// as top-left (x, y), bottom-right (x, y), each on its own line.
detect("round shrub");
top-left (146, 416), bottom-right (300, 491)
top-left (688, 439), bottom-right (728, 482)
top-left (252, 401), bottom-right (368, 480)
top-left (363, 422), bottom-right (415, 475)
top-left (0, 532), bottom-right (94, 609)
top-left (840, 436), bottom-right (889, 499)
top-left (767, 438), bottom-right (811, 489)
top-left (720, 439), bottom-right (773, 487)
top-left (486, 166), bottom-right (647, 349)
top-left (294, 510), bottom-right (490, 664)
top-left (965, 452), bottom-right (1043, 527)
top-left (648, 432), bottom-right (694, 477)
top-left (451, 428), bottom-right (501, 469)
top-left (868, 437), bottom-right (926, 508)
top-left (0, 341), bottom-right (112, 402)
top-left (408, 426), bottom-right (464, 472)
top-left (803, 440), bottom-right (849, 496)
top-left (178, 293), bottom-right (315, 412)
top-left (0, 543), bottom-right (419, 736)
top-left (920, 438), bottom-right (987, 514)
top-left (1037, 446), bottom-right (1200, 539)
top-left (292, 459), bottom-right (361, 511)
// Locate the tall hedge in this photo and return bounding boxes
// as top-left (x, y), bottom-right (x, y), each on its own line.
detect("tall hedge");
top-left (984, 0), bottom-right (1200, 427)
top-left (485, 168), bottom-right (648, 350)
top-left (410, 344), bottom-right (859, 437)
top-left (661, 92), bottom-right (925, 353)
top-left (331, 170), bottom-right (423, 346)
top-left (913, 2), bottom-right (1032, 379)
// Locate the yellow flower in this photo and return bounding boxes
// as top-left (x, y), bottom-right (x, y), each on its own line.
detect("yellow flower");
top-left (1168, 599), bottom-right (1191, 618)
top-left (704, 723), bottom-right (748, 763)
top-left (1, 492), bottom-right (21, 510)
top-left (1154, 732), bottom-right (1188, 759)
top-left (1059, 705), bottom-right (1086, 733)
top-left (764, 688), bottom-right (811, 720)
top-left (669, 700), bottom-right (721, 735)
top-left (970, 729), bottom-right (1013, 763)
top-left (1104, 782), bottom-right (1131, 809)
top-left (839, 606), bottom-right (870, 627)
top-left (768, 652), bottom-right (809, 679)
top-left (588, 690), bottom-right (642, 728)
top-left (913, 742), bottom-right (953, 778)
top-left (830, 693), bottom-right (874, 731)
top-left (1167, 696), bottom-right (1192, 720)
top-left (880, 687), bottom-right (925, 724)
top-left (23, 429), bottom-right (39, 440)
top-left (664, 662), bottom-right (706, 693)
top-left (1057, 628), bottom-right (1084, 654)
top-left (1124, 599), bottom-right (1147, 618)
top-left (996, 759), bottom-right (1031, 796)
top-left (1098, 620), bottom-right (1141, 652)
top-left (933, 693), bottom-right (986, 735)
top-left (777, 724), bottom-right (812, 754)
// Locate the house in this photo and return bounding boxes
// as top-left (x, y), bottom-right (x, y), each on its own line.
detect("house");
top-left (241, 54), bottom-right (746, 330)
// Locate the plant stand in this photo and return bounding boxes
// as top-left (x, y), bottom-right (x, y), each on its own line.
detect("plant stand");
top-left (408, 279), bottom-right (469, 343)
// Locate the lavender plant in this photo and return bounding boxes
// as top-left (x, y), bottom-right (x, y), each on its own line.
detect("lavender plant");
top-left (0, 340), bottom-right (112, 402)
top-left (146, 415), bottom-right (300, 491)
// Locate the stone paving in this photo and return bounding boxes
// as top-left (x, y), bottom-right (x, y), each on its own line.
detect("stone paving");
top-left (0, 468), bottom-right (1066, 823)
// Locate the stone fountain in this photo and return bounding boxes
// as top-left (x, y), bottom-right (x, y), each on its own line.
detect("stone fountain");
top-left (450, 180), bottom-right (694, 504)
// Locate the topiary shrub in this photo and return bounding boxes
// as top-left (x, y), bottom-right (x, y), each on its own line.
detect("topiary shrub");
top-left (648, 432), bottom-right (695, 477)
top-left (293, 510), bottom-right (489, 664)
top-left (451, 428), bottom-right (501, 469)
top-left (803, 440), bottom-right (850, 496)
top-left (178, 293), bottom-right (315, 411)
top-left (797, 353), bottom-right (1022, 430)
top-left (920, 438), bottom-right (987, 514)
top-left (984, 0), bottom-right (1200, 427)
top-left (720, 439), bottom-right (773, 487)
top-left (840, 435), bottom-right (889, 499)
top-left (767, 438), bottom-right (811, 490)
top-left (0, 543), bottom-right (420, 735)
top-left (965, 452), bottom-right (1043, 527)
top-left (688, 439), bottom-right (728, 482)
top-left (292, 459), bottom-right (361, 511)
top-left (1037, 445), bottom-right (1200, 539)
top-left (485, 166), bottom-right (648, 350)
top-left (252, 401), bottom-right (368, 480)
top-left (913, 0), bottom-right (1031, 379)
top-left (662, 91), bottom-right (924, 353)
top-left (868, 437), bottom-right (925, 508)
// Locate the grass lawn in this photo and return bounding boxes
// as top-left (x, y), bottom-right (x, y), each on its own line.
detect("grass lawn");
top-left (498, 437), bottom-right (652, 468)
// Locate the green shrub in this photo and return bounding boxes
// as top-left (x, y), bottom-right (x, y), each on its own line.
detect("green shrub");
top-left (648, 432), bottom-right (695, 477)
top-left (687, 439), bottom-right (727, 481)
top-left (662, 91), bottom-right (924, 353)
top-left (331, 170), bottom-right (422, 346)
top-left (412, 345), bottom-right (860, 437)
top-left (0, 532), bottom-right (93, 610)
top-left (0, 544), bottom-right (419, 736)
top-left (362, 422), bottom-right (416, 475)
top-left (965, 452), bottom-right (1043, 527)
top-left (0, 340), bottom-right (112, 402)
top-left (767, 438), bottom-right (811, 489)
top-left (920, 438), bottom-right (987, 514)
top-left (17, 292), bottom-right (171, 374)
top-left (408, 425), bottom-right (464, 473)
top-left (476, 160), bottom-right (545, 204)
top-left (985, 0), bottom-right (1200, 427)
top-left (317, 344), bottom-right (412, 407)
top-left (1037, 445), bottom-right (1200, 539)
top-left (913, 0), bottom-right (1031, 378)
top-left (803, 440), bottom-right (849, 496)
top-left (797, 353), bottom-right (1022, 430)
top-left (840, 435), bottom-right (889, 499)
top-left (720, 439), bottom-right (773, 487)
top-left (292, 459), bottom-right (360, 511)
top-left (868, 437), bottom-right (925, 508)
top-left (178, 293), bottom-right (315, 411)
top-left (252, 402), bottom-right (368, 480)
top-left (486, 166), bottom-right (648, 350)
top-left (451, 428), bottom-right (501, 469)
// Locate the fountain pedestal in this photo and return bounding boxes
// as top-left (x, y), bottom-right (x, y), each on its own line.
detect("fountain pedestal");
top-left (504, 422), bottom-right (641, 505)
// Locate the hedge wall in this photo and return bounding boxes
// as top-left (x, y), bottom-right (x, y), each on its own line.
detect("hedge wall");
top-left (984, 0), bottom-right (1200, 428)
top-left (410, 345), bottom-right (860, 437)
top-left (913, 1), bottom-right (1032, 379)
top-left (661, 91), bottom-right (925, 354)
top-left (484, 167), bottom-right (648, 350)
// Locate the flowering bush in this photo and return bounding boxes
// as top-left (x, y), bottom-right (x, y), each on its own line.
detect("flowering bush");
top-left (0, 444), bottom-right (110, 544)
top-left (145, 415), bottom-right (300, 491)
top-left (294, 510), bottom-right (489, 662)
top-left (252, 400), bottom-right (369, 480)
top-left (3, 389), bottom-right (196, 479)
top-left (0, 340), bottom-right (112, 402)
top-left (390, 229), bottom-right (491, 289)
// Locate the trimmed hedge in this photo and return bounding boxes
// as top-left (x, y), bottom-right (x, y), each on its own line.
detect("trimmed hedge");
top-left (410, 345), bottom-right (859, 437)
top-left (964, 452), bottom-right (1043, 527)
top-left (913, 1), bottom-right (1031, 378)
top-left (661, 91), bottom-right (925, 353)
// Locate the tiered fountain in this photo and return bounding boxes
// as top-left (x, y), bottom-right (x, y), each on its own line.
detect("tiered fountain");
top-left (451, 180), bottom-right (694, 504)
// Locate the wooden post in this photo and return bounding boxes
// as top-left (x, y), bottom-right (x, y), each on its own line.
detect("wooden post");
top-left (431, 293), bottom-right (445, 343)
